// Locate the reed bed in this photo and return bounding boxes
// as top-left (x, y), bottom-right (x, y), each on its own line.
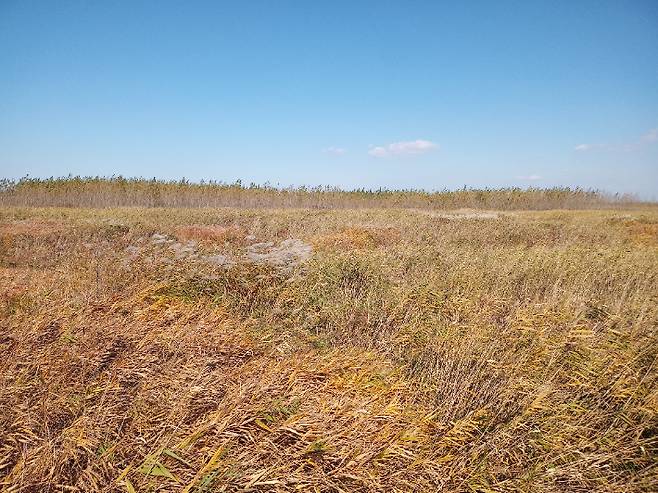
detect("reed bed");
top-left (0, 177), bottom-right (639, 210)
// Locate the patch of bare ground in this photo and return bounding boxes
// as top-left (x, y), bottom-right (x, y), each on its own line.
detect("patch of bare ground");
top-left (410, 208), bottom-right (502, 220)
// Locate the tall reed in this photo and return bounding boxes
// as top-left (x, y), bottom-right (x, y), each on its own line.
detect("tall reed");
top-left (0, 176), bottom-right (638, 210)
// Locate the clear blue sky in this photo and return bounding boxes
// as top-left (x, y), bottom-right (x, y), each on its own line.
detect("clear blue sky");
top-left (1, 1), bottom-right (657, 197)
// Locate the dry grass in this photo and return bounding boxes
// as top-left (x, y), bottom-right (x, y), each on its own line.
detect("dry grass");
top-left (1, 205), bottom-right (657, 492)
top-left (0, 177), bottom-right (643, 210)
top-left (175, 225), bottom-right (248, 246)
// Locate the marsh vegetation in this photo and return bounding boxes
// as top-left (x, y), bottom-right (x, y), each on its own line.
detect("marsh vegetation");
top-left (0, 188), bottom-right (656, 491)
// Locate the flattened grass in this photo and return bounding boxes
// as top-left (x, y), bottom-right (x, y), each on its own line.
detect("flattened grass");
top-left (0, 206), bottom-right (657, 491)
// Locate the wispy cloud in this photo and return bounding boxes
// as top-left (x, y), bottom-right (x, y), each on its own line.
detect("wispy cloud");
top-left (322, 147), bottom-right (347, 156)
top-left (641, 128), bottom-right (658, 143)
top-left (516, 174), bottom-right (543, 181)
top-left (575, 127), bottom-right (658, 152)
top-left (368, 139), bottom-right (438, 158)
top-left (575, 142), bottom-right (613, 152)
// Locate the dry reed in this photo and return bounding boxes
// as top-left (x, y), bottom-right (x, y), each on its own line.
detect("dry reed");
top-left (0, 204), bottom-right (657, 492)
top-left (0, 177), bottom-right (641, 210)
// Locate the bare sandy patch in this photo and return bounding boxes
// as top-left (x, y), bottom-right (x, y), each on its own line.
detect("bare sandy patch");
top-left (246, 239), bottom-right (312, 269)
top-left (411, 209), bottom-right (501, 220)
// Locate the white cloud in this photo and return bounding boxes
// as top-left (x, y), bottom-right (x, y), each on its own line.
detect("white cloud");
top-left (575, 126), bottom-right (658, 152)
top-left (575, 143), bottom-right (610, 152)
top-left (322, 147), bottom-right (347, 156)
top-left (517, 174), bottom-right (543, 181)
top-left (368, 139), bottom-right (438, 158)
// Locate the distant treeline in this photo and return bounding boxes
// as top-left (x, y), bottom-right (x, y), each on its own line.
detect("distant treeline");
top-left (0, 176), bottom-right (641, 210)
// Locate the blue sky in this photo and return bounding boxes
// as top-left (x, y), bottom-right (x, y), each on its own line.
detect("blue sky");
top-left (1, 1), bottom-right (657, 197)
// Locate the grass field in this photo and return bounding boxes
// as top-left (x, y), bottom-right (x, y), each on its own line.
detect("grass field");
top-left (1, 201), bottom-right (657, 491)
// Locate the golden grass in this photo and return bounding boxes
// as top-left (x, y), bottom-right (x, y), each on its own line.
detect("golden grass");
top-left (175, 225), bottom-right (248, 246)
top-left (0, 205), bottom-right (657, 492)
top-left (0, 177), bottom-right (643, 210)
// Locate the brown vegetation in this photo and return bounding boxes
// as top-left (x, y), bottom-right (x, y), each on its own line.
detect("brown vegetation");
top-left (1, 205), bottom-right (657, 492)
top-left (0, 177), bottom-right (641, 210)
